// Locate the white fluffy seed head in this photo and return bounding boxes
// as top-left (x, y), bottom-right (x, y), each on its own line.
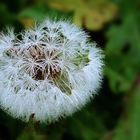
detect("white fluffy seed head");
top-left (0, 19), bottom-right (103, 123)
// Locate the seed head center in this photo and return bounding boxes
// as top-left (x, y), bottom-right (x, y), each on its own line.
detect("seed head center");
top-left (6, 45), bottom-right (62, 80)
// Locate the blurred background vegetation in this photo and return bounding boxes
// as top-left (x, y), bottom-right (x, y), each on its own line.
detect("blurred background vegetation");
top-left (0, 0), bottom-right (140, 140)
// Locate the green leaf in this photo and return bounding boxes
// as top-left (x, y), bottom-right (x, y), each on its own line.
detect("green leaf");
top-left (113, 86), bottom-right (140, 140)
top-left (105, 13), bottom-right (140, 93)
top-left (67, 107), bottom-right (106, 140)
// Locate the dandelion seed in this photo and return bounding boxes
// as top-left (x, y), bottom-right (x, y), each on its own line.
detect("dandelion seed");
top-left (0, 19), bottom-right (103, 123)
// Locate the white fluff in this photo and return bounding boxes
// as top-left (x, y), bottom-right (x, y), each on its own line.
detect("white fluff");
top-left (0, 19), bottom-right (103, 123)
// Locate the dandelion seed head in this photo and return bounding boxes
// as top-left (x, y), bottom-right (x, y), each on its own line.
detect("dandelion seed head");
top-left (0, 19), bottom-right (103, 123)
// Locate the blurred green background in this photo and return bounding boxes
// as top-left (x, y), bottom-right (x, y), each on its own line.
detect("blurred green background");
top-left (0, 0), bottom-right (140, 140)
